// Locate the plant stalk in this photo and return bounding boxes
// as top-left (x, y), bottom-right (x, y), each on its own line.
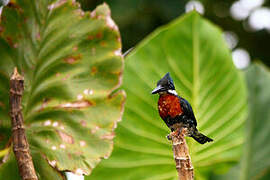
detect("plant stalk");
top-left (170, 127), bottom-right (194, 180)
top-left (9, 68), bottom-right (38, 180)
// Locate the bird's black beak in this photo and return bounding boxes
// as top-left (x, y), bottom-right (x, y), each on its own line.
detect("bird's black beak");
top-left (151, 85), bottom-right (164, 94)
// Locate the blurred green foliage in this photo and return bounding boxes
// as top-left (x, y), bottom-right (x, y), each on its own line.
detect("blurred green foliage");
top-left (79, 0), bottom-right (270, 67)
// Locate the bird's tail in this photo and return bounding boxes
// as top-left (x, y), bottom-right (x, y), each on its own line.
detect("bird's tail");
top-left (191, 129), bottom-right (213, 144)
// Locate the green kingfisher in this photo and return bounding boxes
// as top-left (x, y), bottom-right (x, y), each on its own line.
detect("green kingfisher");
top-left (152, 73), bottom-right (213, 144)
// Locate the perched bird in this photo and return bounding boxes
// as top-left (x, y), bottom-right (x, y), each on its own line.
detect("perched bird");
top-left (152, 73), bottom-right (213, 144)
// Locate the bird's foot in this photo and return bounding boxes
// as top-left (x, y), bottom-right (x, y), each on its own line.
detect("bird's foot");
top-left (167, 129), bottom-right (182, 140)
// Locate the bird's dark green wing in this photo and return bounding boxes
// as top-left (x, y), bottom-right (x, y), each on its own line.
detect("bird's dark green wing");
top-left (178, 96), bottom-right (197, 127)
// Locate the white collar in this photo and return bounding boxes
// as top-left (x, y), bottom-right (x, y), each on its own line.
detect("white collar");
top-left (168, 89), bottom-right (178, 95)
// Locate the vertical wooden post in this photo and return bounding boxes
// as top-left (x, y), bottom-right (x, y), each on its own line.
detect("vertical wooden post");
top-left (170, 128), bottom-right (194, 180)
top-left (9, 68), bottom-right (38, 180)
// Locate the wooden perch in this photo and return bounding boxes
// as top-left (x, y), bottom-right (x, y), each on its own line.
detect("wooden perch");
top-left (169, 127), bottom-right (194, 180)
top-left (9, 68), bottom-right (38, 180)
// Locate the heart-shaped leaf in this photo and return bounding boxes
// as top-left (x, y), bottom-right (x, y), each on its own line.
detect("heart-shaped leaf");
top-left (87, 11), bottom-right (247, 180)
top-left (0, 0), bottom-right (125, 178)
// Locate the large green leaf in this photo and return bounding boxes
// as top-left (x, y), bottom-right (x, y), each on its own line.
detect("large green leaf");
top-left (242, 63), bottom-right (270, 180)
top-left (212, 63), bottom-right (270, 180)
top-left (0, 0), bottom-right (125, 178)
top-left (87, 11), bottom-right (247, 180)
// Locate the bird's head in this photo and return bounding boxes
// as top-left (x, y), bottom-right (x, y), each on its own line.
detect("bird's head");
top-left (151, 72), bottom-right (177, 95)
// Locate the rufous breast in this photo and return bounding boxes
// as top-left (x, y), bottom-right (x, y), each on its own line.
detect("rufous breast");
top-left (158, 94), bottom-right (183, 119)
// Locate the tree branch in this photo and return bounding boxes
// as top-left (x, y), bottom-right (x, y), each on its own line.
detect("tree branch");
top-left (9, 68), bottom-right (38, 180)
top-left (170, 127), bottom-right (194, 180)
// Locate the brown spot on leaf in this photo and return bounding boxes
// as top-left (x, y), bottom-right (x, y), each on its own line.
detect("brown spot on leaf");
top-left (23, 17), bottom-right (28, 24)
top-left (110, 90), bottom-right (126, 129)
top-left (57, 130), bottom-right (74, 144)
top-left (62, 74), bottom-right (70, 81)
top-left (96, 32), bottom-right (103, 39)
top-left (87, 35), bottom-right (94, 40)
top-left (75, 151), bottom-right (83, 156)
top-left (0, 134), bottom-right (4, 142)
top-left (5, 35), bottom-right (18, 48)
top-left (100, 41), bottom-right (107, 47)
top-left (72, 46), bottom-right (78, 51)
top-left (58, 100), bottom-right (94, 109)
top-left (36, 32), bottom-right (41, 41)
top-left (68, 153), bottom-right (72, 160)
top-left (48, 0), bottom-right (67, 10)
top-left (5, 36), bottom-right (14, 47)
top-left (0, 101), bottom-right (5, 108)
top-left (64, 54), bottom-right (82, 64)
top-left (13, 43), bottom-right (18, 48)
top-left (91, 126), bottom-right (100, 134)
top-left (91, 66), bottom-right (97, 75)
top-left (80, 120), bottom-right (87, 127)
top-left (101, 132), bottom-right (115, 140)
top-left (97, 15), bottom-right (102, 19)
top-left (0, 26), bottom-right (4, 35)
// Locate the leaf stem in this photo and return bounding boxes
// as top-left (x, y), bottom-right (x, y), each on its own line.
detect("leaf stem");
top-left (169, 128), bottom-right (194, 180)
top-left (9, 68), bottom-right (38, 180)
